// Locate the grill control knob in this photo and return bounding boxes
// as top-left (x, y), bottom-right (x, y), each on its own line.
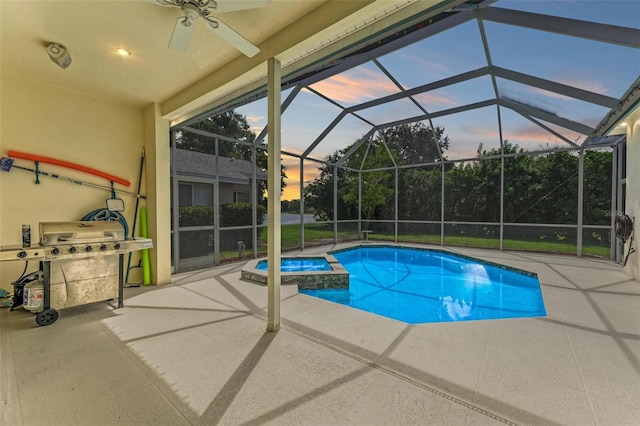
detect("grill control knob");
top-left (51, 247), bottom-right (60, 255)
top-left (17, 251), bottom-right (27, 258)
top-left (100, 244), bottom-right (108, 251)
top-left (114, 243), bottom-right (121, 250)
top-left (85, 246), bottom-right (93, 253)
top-left (68, 246), bottom-right (77, 254)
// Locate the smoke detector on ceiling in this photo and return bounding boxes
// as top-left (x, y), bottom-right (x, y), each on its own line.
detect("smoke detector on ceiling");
top-left (47, 43), bottom-right (72, 69)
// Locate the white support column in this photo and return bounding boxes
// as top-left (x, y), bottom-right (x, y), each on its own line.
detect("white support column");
top-left (143, 103), bottom-right (171, 284)
top-left (267, 57), bottom-right (282, 332)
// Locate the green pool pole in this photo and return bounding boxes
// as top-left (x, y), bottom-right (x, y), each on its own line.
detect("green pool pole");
top-left (140, 207), bottom-right (151, 285)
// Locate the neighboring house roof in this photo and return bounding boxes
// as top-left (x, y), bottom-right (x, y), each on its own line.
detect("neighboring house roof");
top-left (174, 149), bottom-right (267, 184)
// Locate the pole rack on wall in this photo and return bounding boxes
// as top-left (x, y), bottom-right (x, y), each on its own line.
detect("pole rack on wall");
top-left (0, 156), bottom-right (143, 199)
top-left (7, 150), bottom-right (130, 186)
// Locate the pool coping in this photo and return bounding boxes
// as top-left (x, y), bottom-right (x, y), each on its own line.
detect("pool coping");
top-left (241, 253), bottom-right (349, 289)
top-left (328, 244), bottom-right (540, 279)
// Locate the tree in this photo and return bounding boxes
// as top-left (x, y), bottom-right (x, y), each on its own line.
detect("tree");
top-left (380, 122), bottom-right (449, 164)
top-left (281, 199), bottom-right (301, 213)
top-left (583, 149), bottom-right (612, 225)
top-left (398, 166), bottom-right (442, 221)
top-left (342, 142), bottom-right (394, 223)
top-left (444, 142), bottom-right (507, 223)
top-left (175, 110), bottom-right (287, 199)
top-left (177, 111), bottom-right (256, 154)
top-left (304, 151), bottom-right (350, 221)
top-left (583, 149), bottom-right (613, 247)
top-left (305, 123), bottom-right (449, 222)
top-left (304, 119), bottom-right (614, 248)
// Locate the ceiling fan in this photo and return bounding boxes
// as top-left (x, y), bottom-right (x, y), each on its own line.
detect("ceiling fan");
top-left (152, 0), bottom-right (270, 57)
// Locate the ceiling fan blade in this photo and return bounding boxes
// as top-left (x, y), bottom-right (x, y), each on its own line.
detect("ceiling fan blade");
top-left (152, 0), bottom-right (181, 7)
top-left (205, 18), bottom-right (260, 57)
top-left (169, 16), bottom-right (195, 51)
top-left (212, 0), bottom-right (270, 13)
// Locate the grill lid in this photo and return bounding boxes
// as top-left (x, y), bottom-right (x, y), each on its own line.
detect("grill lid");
top-left (39, 221), bottom-right (125, 245)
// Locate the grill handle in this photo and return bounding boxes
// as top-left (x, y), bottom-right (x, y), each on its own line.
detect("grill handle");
top-left (57, 235), bottom-right (116, 242)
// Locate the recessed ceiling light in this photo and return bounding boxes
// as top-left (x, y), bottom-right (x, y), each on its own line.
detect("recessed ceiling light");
top-left (116, 48), bottom-right (131, 57)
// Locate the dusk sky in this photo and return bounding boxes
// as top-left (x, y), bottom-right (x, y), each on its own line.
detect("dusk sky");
top-left (235, 0), bottom-right (640, 200)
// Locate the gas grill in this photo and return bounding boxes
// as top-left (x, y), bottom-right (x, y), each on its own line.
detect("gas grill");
top-left (0, 221), bottom-right (153, 325)
top-left (40, 221), bottom-right (127, 260)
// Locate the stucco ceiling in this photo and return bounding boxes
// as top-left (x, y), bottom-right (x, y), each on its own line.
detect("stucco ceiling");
top-left (0, 0), bottom-right (449, 123)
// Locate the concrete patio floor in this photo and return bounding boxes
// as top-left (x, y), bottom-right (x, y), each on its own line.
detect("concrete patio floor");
top-left (1, 243), bottom-right (639, 425)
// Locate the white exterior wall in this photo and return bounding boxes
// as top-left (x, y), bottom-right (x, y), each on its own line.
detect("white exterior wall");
top-left (624, 106), bottom-right (640, 281)
top-left (0, 75), bottom-right (155, 290)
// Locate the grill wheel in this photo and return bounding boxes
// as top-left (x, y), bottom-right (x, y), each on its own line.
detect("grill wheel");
top-left (36, 309), bottom-right (59, 326)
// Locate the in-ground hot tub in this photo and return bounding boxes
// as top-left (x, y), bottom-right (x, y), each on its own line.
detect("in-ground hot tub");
top-left (241, 254), bottom-right (349, 290)
top-left (256, 257), bottom-right (332, 272)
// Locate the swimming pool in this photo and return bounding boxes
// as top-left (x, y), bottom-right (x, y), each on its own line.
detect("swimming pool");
top-left (299, 246), bottom-right (546, 324)
top-left (256, 258), bottom-right (332, 272)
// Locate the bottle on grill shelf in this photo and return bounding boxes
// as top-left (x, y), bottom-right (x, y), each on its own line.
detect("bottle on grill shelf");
top-left (22, 224), bottom-right (31, 247)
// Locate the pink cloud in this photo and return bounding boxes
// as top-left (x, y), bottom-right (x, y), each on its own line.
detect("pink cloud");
top-left (280, 152), bottom-right (326, 180)
top-left (502, 123), bottom-right (583, 146)
top-left (309, 68), bottom-right (398, 104)
top-left (245, 114), bottom-right (264, 123)
top-left (458, 126), bottom-right (500, 141)
top-left (443, 121), bottom-right (583, 160)
top-left (415, 91), bottom-right (458, 108)
top-left (281, 147), bottom-right (305, 158)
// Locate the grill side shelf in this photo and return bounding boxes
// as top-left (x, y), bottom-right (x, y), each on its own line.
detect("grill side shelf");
top-left (0, 246), bottom-right (45, 261)
top-left (124, 238), bottom-right (153, 252)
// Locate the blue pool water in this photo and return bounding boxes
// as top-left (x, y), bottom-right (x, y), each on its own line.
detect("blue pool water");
top-left (256, 258), bottom-right (332, 272)
top-left (299, 247), bottom-right (546, 324)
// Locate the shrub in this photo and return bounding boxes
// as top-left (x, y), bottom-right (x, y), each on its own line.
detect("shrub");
top-left (178, 204), bottom-right (266, 228)
top-left (220, 203), bottom-right (265, 227)
top-left (179, 205), bottom-right (214, 227)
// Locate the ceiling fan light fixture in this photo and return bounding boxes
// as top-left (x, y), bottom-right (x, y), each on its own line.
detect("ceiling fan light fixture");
top-left (47, 42), bottom-right (72, 69)
top-left (182, 2), bottom-right (201, 21)
top-left (155, 0), bottom-right (268, 56)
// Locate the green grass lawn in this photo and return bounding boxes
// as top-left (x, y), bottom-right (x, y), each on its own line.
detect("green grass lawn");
top-left (249, 223), bottom-right (611, 259)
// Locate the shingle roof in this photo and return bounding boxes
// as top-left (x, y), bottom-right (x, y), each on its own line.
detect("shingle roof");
top-left (174, 149), bottom-right (267, 183)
